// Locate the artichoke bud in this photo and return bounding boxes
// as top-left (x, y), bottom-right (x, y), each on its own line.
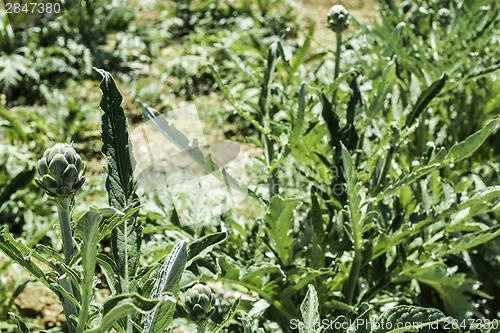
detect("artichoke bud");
top-left (36, 143), bottom-right (86, 198)
top-left (327, 5), bottom-right (351, 33)
top-left (389, 121), bottom-right (400, 138)
top-left (401, 1), bottom-right (412, 14)
top-left (184, 284), bottom-right (216, 325)
top-left (437, 8), bottom-right (451, 26)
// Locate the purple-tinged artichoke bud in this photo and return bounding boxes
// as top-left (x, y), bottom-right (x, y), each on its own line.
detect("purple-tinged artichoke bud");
top-left (327, 5), bottom-right (351, 33)
top-left (36, 143), bottom-right (86, 198)
top-left (184, 284), bottom-right (216, 325)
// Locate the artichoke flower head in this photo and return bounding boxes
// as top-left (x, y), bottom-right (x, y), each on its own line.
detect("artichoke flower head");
top-left (36, 143), bottom-right (86, 198)
top-left (184, 284), bottom-right (216, 325)
top-left (327, 5), bottom-right (351, 33)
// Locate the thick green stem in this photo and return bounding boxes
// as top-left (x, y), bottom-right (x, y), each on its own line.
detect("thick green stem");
top-left (374, 146), bottom-right (394, 191)
top-left (196, 323), bottom-right (206, 333)
top-left (334, 31), bottom-right (342, 81)
top-left (344, 248), bottom-right (362, 307)
top-left (344, 194), bottom-right (364, 311)
top-left (264, 134), bottom-right (279, 198)
top-left (56, 198), bottom-right (74, 265)
top-left (332, 31), bottom-right (343, 104)
top-left (55, 197), bottom-right (79, 330)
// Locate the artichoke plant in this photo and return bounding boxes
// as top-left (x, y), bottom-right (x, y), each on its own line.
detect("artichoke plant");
top-left (184, 284), bottom-right (216, 328)
top-left (34, 143), bottom-right (86, 327)
top-left (36, 143), bottom-right (86, 198)
top-left (327, 5), bottom-right (351, 33)
top-left (327, 5), bottom-right (351, 99)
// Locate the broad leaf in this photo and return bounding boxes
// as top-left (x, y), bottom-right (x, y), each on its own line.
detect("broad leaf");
top-left (74, 207), bottom-right (122, 333)
top-left (373, 164), bottom-right (440, 204)
top-left (143, 240), bottom-right (188, 333)
top-left (404, 74), bottom-right (447, 129)
top-left (400, 262), bottom-right (482, 317)
top-left (263, 196), bottom-right (301, 265)
top-left (96, 68), bottom-right (141, 299)
top-left (371, 305), bottom-right (447, 333)
top-left (84, 293), bottom-right (159, 333)
top-left (299, 285), bottom-right (321, 333)
top-left (0, 226), bottom-right (50, 288)
top-left (448, 225), bottom-right (500, 255)
top-left (341, 143), bottom-right (364, 244)
top-left (444, 117), bottom-right (499, 164)
top-left (187, 232), bottom-right (226, 264)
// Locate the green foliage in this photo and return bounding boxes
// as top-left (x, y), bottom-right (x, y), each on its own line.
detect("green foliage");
top-left (97, 70), bottom-right (142, 328)
top-left (143, 240), bottom-right (188, 333)
top-left (299, 285), bottom-right (321, 333)
top-left (0, 0), bottom-right (499, 331)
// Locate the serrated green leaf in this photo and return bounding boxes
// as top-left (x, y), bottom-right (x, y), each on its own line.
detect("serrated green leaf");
top-left (279, 269), bottom-right (323, 300)
top-left (84, 293), bottom-right (159, 333)
top-left (448, 225), bottom-right (500, 255)
top-left (299, 285), bottom-right (321, 333)
top-left (400, 262), bottom-right (481, 317)
top-left (383, 22), bottom-right (405, 58)
top-left (96, 69), bottom-right (138, 211)
top-left (264, 196), bottom-right (301, 265)
top-left (187, 232), bottom-right (226, 264)
top-left (96, 69), bottom-right (141, 307)
top-left (258, 44), bottom-right (280, 118)
top-left (373, 164), bottom-right (440, 204)
top-left (340, 143), bottom-right (361, 231)
top-left (276, 40), bottom-right (294, 75)
top-left (404, 75), bottom-right (447, 129)
top-left (96, 254), bottom-right (118, 295)
top-left (75, 207), bottom-right (122, 333)
top-left (290, 83), bottom-right (306, 144)
top-left (36, 244), bottom-right (64, 263)
top-left (371, 305), bottom-right (447, 333)
top-left (444, 117), bottom-right (499, 164)
top-left (0, 226), bottom-right (50, 289)
top-left (49, 283), bottom-right (81, 310)
top-left (370, 60), bottom-right (396, 117)
top-left (238, 310), bottom-right (266, 333)
top-left (98, 203), bottom-right (140, 242)
top-left (144, 240), bottom-right (188, 333)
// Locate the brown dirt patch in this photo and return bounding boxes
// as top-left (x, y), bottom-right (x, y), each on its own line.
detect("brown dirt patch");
top-left (14, 287), bottom-right (66, 330)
